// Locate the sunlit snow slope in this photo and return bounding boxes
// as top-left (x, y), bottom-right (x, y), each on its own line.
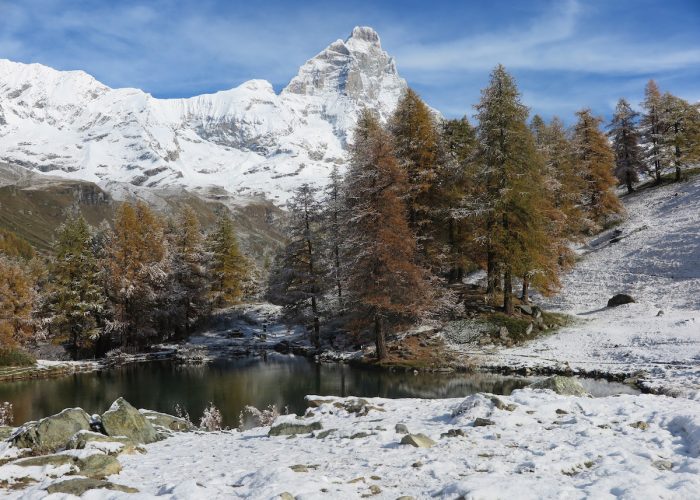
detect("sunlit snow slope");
top-left (0, 27), bottom-right (406, 204)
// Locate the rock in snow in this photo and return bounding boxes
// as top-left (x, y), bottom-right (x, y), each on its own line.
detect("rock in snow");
top-left (0, 27), bottom-right (408, 204)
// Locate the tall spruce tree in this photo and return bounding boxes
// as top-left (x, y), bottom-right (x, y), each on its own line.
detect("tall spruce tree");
top-left (208, 215), bottom-right (248, 308)
top-left (640, 80), bottom-right (665, 184)
top-left (170, 206), bottom-right (209, 335)
top-left (344, 110), bottom-right (428, 359)
top-left (321, 165), bottom-right (345, 308)
top-left (474, 65), bottom-right (553, 314)
top-left (267, 184), bottom-right (325, 347)
top-left (46, 215), bottom-right (106, 359)
top-left (572, 109), bottom-right (622, 232)
top-left (440, 117), bottom-right (478, 282)
top-left (608, 98), bottom-right (644, 194)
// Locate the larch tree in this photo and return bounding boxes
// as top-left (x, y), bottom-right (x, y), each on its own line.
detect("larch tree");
top-left (267, 183), bottom-right (325, 347)
top-left (660, 93), bottom-right (700, 182)
top-left (474, 65), bottom-right (553, 314)
top-left (106, 202), bottom-right (168, 348)
top-left (640, 80), bottom-right (665, 184)
top-left (343, 110), bottom-right (428, 359)
top-left (0, 256), bottom-right (35, 348)
top-left (572, 109), bottom-right (622, 232)
top-left (207, 215), bottom-right (248, 308)
top-left (46, 215), bottom-right (107, 359)
top-left (389, 88), bottom-right (444, 269)
top-left (608, 98), bottom-right (644, 194)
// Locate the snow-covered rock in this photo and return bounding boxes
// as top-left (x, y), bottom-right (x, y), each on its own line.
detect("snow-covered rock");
top-left (0, 27), bottom-right (408, 204)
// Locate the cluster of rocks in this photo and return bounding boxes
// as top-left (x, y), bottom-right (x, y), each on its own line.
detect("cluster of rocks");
top-left (2, 397), bottom-right (193, 495)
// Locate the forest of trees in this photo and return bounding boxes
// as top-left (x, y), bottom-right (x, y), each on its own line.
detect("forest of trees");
top-left (0, 203), bottom-right (250, 361)
top-left (1, 67), bottom-right (699, 363)
top-left (267, 67), bottom-right (700, 359)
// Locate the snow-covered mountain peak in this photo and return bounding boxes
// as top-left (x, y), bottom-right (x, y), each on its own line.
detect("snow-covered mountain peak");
top-left (0, 28), bottom-right (412, 204)
top-left (282, 26), bottom-right (405, 114)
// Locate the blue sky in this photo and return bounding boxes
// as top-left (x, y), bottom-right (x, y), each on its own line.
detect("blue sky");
top-left (1, 0), bottom-right (698, 122)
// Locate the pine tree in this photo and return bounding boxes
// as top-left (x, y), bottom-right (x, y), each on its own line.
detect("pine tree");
top-left (321, 165), bottom-right (345, 308)
top-left (440, 117), bottom-right (478, 282)
top-left (170, 206), bottom-right (209, 335)
top-left (208, 215), bottom-right (248, 308)
top-left (608, 98), bottom-right (644, 194)
top-left (474, 65), bottom-right (554, 314)
top-left (344, 110), bottom-right (428, 359)
top-left (389, 88), bottom-right (443, 266)
top-left (46, 215), bottom-right (107, 359)
top-left (267, 184), bottom-right (325, 347)
top-left (640, 80), bottom-right (665, 184)
top-left (0, 256), bottom-right (35, 348)
top-left (572, 109), bottom-right (622, 232)
top-left (106, 202), bottom-right (168, 348)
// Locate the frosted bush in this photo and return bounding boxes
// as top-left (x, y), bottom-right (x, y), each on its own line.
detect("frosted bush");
top-left (199, 403), bottom-right (223, 431)
top-left (238, 404), bottom-right (281, 430)
top-left (0, 402), bottom-right (13, 426)
top-left (174, 403), bottom-right (192, 425)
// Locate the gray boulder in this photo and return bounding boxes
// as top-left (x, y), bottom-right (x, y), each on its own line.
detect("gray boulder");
top-left (101, 398), bottom-right (157, 444)
top-left (607, 294), bottom-right (635, 307)
top-left (67, 430), bottom-right (141, 455)
top-left (0, 426), bottom-right (14, 440)
top-left (268, 421), bottom-right (322, 436)
top-left (140, 409), bottom-right (194, 432)
top-left (530, 376), bottom-right (589, 396)
top-left (395, 423), bottom-right (410, 434)
top-left (14, 452), bottom-right (121, 479)
top-left (46, 478), bottom-right (138, 495)
top-left (12, 408), bottom-right (92, 452)
top-left (400, 433), bottom-right (435, 448)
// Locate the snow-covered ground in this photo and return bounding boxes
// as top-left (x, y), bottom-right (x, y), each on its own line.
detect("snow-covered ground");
top-left (3, 391), bottom-right (700, 499)
top-left (453, 176), bottom-right (700, 398)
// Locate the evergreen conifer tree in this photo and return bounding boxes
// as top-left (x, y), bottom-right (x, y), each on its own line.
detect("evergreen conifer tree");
top-left (608, 98), bottom-right (644, 194)
top-left (46, 215), bottom-right (106, 359)
top-left (640, 80), bottom-right (665, 184)
top-left (208, 215), bottom-right (248, 308)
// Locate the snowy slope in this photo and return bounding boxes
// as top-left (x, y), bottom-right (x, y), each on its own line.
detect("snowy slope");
top-left (2, 392), bottom-right (699, 499)
top-left (0, 27), bottom-right (406, 204)
top-left (456, 177), bottom-right (700, 397)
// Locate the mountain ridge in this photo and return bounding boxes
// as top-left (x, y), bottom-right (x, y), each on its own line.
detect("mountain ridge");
top-left (0, 27), bottom-right (408, 204)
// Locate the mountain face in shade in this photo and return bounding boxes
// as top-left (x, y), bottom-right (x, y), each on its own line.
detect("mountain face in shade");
top-left (0, 27), bottom-right (407, 203)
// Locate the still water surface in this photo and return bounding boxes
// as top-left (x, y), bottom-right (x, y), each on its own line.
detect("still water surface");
top-left (0, 355), bottom-right (636, 427)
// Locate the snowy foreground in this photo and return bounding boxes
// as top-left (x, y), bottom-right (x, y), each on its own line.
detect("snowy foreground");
top-left (456, 175), bottom-right (700, 398)
top-left (2, 391), bottom-right (700, 499)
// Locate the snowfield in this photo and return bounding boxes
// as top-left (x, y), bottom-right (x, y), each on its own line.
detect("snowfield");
top-left (454, 174), bottom-right (700, 398)
top-left (2, 392), bottom-right (700, 499)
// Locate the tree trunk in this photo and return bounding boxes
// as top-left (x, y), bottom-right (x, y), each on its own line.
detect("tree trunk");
top-left (626, 171), bottom-right (634, 194)
top-left (521, 274), bottom-right (530, 304)
top-left (503, 266), bottom-right (514, 315)
top-left (486, 249), bottom-right (496, 296)
top-left (311, 296), bottom-right (320, 348)
top-left (374, 314), bottom-right (387, 360)
top-left (675, 166), bottom-right (682, 182)
top-left (654, 161), bottom-right (662, 185)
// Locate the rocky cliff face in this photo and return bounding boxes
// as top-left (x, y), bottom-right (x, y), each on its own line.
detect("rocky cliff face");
top-left (0, 27), bottom-right (407, 204)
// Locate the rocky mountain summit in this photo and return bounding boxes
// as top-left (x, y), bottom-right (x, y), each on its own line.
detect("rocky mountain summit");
top-left (0, 27), bottom-right (407, 204)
